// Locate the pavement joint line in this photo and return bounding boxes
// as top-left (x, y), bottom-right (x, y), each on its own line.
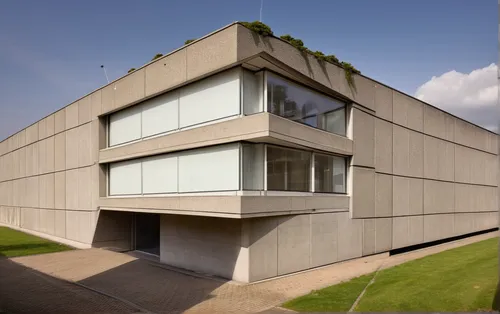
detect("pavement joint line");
top-left (25, 263), bottom-right (154, 314)
top-left (348, 261), bottom-right (385, 312)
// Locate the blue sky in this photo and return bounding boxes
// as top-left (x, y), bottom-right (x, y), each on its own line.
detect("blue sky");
top-left (0, 0), bottom-right (497, 139)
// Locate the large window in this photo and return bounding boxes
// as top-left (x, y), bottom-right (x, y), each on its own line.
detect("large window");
top-left (108, 68), bottom-right (241, 147)
top-left (108, 144), bottom-right (240, 196)
top-left (266, 146), bottom-right (311, 192)
top-left (314, 153), bottom-right (346, 193)
top-left (266, 73), bottom-right (346, 136)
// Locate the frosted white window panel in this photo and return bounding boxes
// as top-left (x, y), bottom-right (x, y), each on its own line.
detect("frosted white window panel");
top-left (109, 106), bottom-right (142, 146)
top-left (142, 155), bottom-right (178, 194)
top-left (109, 159), bottom-right (142, 195)
top-left (178, 144), bottom-right (240, 192)
top-left (179, 68), bottom-right (240, 128)
top-left (141, 92), bottom-right (179, 138)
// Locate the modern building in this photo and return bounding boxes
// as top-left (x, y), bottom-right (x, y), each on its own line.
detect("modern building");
top-left (0, 23), bottom-right (498, 283)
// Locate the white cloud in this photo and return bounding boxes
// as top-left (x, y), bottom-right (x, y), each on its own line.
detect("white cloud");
top-left (415, 63), bottom-right (498, 132)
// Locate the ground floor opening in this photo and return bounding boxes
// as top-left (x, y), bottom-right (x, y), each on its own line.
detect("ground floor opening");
top-left (133, 212), bottom-right (160, 256)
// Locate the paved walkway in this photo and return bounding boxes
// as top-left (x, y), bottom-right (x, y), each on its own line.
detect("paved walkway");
top-left (7, 231), bottom-right (498, 314)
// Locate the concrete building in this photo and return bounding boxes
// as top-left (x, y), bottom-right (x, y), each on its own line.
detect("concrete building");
top-left (0, 23), bottom-right (498, 283)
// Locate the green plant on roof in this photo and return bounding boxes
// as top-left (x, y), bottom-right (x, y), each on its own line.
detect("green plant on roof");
top-left (151, 53), bottom-right (163, 61)
top-left (280, 34), bottom-right (306, 51)
top-left (240, 21), bottom-right (273, 36)
top-left (184, 39), bottom-right (196, 45)
top-left (128, 68), bottom-right (136, 73)
top-left (341, 62), bottom-right (360, 91)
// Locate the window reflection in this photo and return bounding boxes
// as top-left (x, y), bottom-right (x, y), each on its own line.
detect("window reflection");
top-left (267, 73), bottom-right (346, 136)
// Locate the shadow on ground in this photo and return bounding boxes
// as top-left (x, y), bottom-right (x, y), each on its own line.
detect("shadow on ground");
top-left (0, 258), bottom-right (139, 313)
top-left (0, 254), bottom-right (228, 314)
top-left (78, 258), bottom-right (226, 313)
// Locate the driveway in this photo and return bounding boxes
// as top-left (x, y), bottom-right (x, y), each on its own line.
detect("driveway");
top-left (3, 231), bottom-right (497, 314)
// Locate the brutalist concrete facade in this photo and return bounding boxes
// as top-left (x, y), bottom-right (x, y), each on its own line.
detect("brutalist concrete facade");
top-left (0, 23), bottom-right (498, 282)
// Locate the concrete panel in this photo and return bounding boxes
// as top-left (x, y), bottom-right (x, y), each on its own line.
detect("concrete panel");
top-left (351, 167), bottom-right (375, 218)
top-left (26, 123), bottom-right (39, 144)
top-left (310, 213), bottom-right (338, 268)
top-left (18, 129), bottom-right (26, 148)
top-left (374, 118), bottom-right (393, 173)
top-left (187, 26), bottom-right (237, 81)
top-left (145, 49), bottom-right (187, 97)
top-left (101, 85), bottom-right (114, 114)
top-left (393, 92), bottom-right (423, 132)
top-left (248, 216), bottom-right (279, 281)
top-left (46, 136), bottom-right (55, 173)
top-left (374, 83), bottom-right (393, 121)
top-left (54, 209), bottom-right (66, 238)
top-left (423, 180), bottom-right (454, 214)
top-left (26, 176), bottom-right (39, 208)
top-left (393, 125), bottom-right (423, 177)
top-left (0, 206), bottom-right (20, 226)
top-left (78, 123), bottom-right (92, 167)
top-left (91, 90), bottom-right (102, 118)
top-left (455, 184), bottom-right (498, 213)
top-left (38, 208), bottom-right (55, 235)
top-left (78, 167), bottom-right (92, 210)
top-left (362, 219), bottom-right (376, 255)
top-left (38, 118), bottom-right (47, 140)
top-left (38, 138), bottom-right (47, 174)
top-left (54, 109), bottom-right (66, 133)
top-left (21, 207), bottom-right (39, 231)
top-left (351, 76), bottom-right (375, 111)
top-left (375, 173), bottom-right (392, 217)
top-left (39, 174), bottom-right (47, 208)
top-left (54, 171), bottom-right (66, 210)
top-left (337, 212), bottom-right (363, 260)
top-left (66, 210), bottom-right (95, 244)
top-left (375, 218), bottom-right (392, 253)
top-left (11, 150), bottom-right (19, 179)
top-left (39, 173), bottom-right (55, 209)
top-left (54, 132), bottom-right (66, 171)
top-left (65, 169), bottom-right (78, 210)
top-left (78, 96), bottom-right (92, 125)
top-left (160, 215), bottom-right (246, 281)
top-left (46, 114), bottom-right (55, 137)
top-left (65, 102), bottom-right (79, 129)
top-left (91, 120), bottom-right (104, 164)
top-left (423, 106), bottom-right (454, 141)
top-left (277, 215), bottom-right (311, 275)
top-left (423, 136), bottom-right (454, 181)
top-left (392, 215), bottom-right (423, 249)
top-left (351, 108), bottom-right (374, 167)
top-left (112, 69), bottom-right (146, 113)
top-left (65, 128), bottom-right (79, 169)
top-left (454, 213), bottom-right (475, 236)
top-left (424, 214), bottom-right (454, 242)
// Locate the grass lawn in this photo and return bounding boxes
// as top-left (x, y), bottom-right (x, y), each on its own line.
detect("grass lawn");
top-left (283, 237), bottom-right (499, 312)
top-left (0, 227), bottom-right (72, 258)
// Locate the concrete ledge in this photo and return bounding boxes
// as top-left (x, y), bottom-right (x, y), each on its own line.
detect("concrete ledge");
top-left (99, 194), bottom-right (350, 219)
top-left (99, 113), bottom-right (353, 163)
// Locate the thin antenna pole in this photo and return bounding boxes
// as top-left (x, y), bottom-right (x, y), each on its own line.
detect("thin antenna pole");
top-left (100, 65), bottom-right (110, 83)
top-left (260, 0), bottom-right (263, 22)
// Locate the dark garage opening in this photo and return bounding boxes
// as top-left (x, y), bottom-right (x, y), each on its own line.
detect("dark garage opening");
top-left (134, 213), bottom-right (160, 256)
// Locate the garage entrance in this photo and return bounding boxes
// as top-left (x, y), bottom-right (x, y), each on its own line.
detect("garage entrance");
top-left (134, 213), bottom-right (160, 256)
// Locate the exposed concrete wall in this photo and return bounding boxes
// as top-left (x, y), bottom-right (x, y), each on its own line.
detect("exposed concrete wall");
top-left (160, 214), bottom-right (248, 282)
top-left (0, 92), bottom-right (103, 246)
